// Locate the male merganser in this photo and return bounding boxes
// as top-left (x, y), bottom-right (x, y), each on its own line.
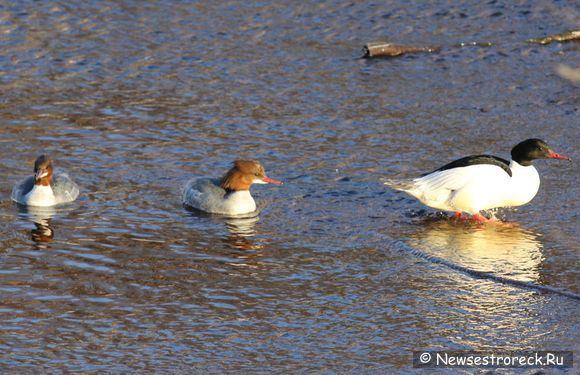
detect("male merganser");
top-left (11, 155), bottom-right (80, 207)
top-left (182, 160), bottom-right (282, 215)
top-left (384, 139), bottom-right (571, 221)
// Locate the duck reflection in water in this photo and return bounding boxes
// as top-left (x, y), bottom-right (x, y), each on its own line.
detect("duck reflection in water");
top-left (185, 206), bottom-right (263, 252)
top-left (398, 216), bottom-right (555, 349)
top-left (17, 205), bottom-right (56, 249)
top-left (406, 216), bottom-right (543, 283)
top-left (222, 215), bottom-right (262, 251)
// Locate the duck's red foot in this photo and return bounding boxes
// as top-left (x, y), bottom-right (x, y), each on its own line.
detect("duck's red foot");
top-left (472, 213), bottom-right (490, 222)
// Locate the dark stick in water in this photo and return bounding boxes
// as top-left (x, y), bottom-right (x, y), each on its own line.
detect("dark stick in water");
top-left (362, 42), bottom-right (440, 58)
top-left (363, 29), bottom-right (579, 59)
top-left (527, 30), bottom-right (580, 45)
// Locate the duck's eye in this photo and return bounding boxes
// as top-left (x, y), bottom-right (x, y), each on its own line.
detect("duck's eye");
top-left (254, 173), bottom-right (260, 177)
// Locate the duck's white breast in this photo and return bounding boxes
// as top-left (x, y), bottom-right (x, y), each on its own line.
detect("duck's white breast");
top-left (23, 185), bottom-right (57, 207)
top-left (501, 161), bottom-right (540, 207)
top-left (222, 191), bottom-right (256, 215)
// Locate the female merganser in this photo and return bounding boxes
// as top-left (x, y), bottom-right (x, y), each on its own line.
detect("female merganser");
top-left (384, 139), bottom-right (571, 221)
top-left (182, 160), bottom-right (282, 215)
top-left (11, 155), bottom-right (80, 207)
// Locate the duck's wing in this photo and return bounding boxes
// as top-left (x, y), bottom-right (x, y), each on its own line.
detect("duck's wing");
top-left (52, 172), bottom-right (80, 203)
top-left (413, 162), bottom-right (511, 202)
top-left (182, 178), bottom-right (226, 208)
top-left (11, 176), bottom-right (35, 203)
top-left (424, 155), bottom-right (512, 177)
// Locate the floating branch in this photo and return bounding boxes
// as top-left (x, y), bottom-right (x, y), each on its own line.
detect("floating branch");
top-left (363, 30), bottom-right (580, 60)
top-left (527, 30), bottom-right (580, 45)
top-left (362, 42), bottom-right (440, 58)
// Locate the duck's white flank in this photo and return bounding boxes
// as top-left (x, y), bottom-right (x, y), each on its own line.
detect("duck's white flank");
top-left (182, 179), bottom-right (257, 216)
top-left (393, 160), bottom-right (540, 214)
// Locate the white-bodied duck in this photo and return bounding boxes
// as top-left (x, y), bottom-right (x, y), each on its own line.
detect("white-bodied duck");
top-left (384, 139), bottom-right (571, 221)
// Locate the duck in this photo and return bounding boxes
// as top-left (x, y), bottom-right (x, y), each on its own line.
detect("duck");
top-left (182, 160), bottom-right (282, 215)
top-left (384, 139), bottom-right (571, 221)
top-left (11, 155), bottom-right (80, 207)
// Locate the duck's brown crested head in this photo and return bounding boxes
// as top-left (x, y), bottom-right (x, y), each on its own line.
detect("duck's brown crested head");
top-left (220, 160), bottom-right (282, 191)
top-left (34, 155), bottom-right (53, 186)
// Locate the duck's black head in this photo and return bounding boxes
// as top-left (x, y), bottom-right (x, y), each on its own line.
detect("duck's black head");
top-left (511, 139), bottom-right (571, 166)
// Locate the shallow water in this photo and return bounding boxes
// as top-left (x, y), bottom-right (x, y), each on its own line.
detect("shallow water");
top-left (0, 0), bottom-right (578, 372)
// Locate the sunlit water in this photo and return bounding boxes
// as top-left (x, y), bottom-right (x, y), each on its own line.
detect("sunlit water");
top-left (0, 0), bottom-right (578, 372)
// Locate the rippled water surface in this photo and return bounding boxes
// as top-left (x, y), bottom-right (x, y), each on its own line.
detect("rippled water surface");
top-left (0, 0), bottom-right (578, 372)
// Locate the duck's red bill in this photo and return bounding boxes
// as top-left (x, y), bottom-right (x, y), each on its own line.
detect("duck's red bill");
top-left (35, 170), bottom-right (48, 179)
top-left (547, 149), bottom-right (571, 161)
top-left (263, 177), bottom-right (283, 185)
